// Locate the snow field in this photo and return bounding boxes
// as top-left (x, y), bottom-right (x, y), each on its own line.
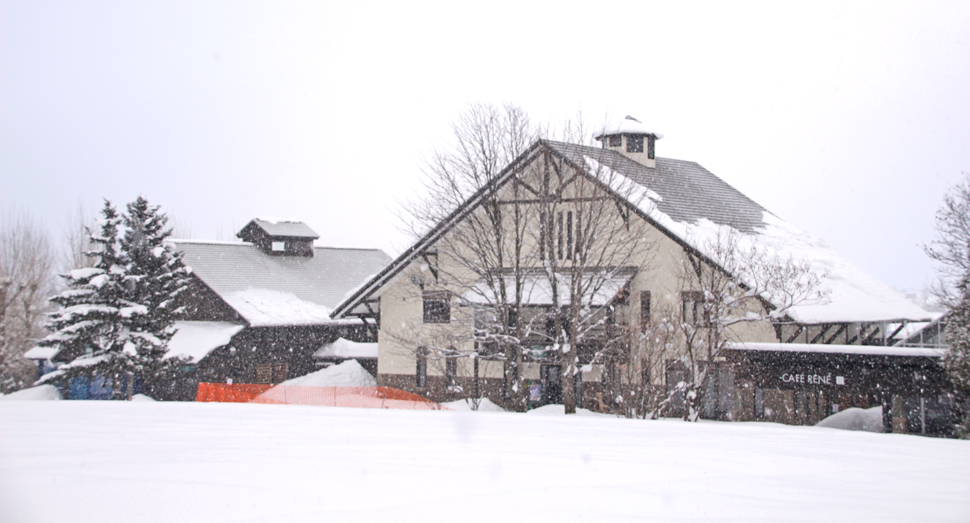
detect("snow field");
top-left (2, 401), bottom-right (969, 523)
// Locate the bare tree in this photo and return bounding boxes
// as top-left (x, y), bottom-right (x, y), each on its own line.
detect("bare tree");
top-left (0, 212), bottom-right (57, 392)
top-left (532, 150), bottom-right (652, 414)
top-left (926, 173), bottom-right (970, 436)
top-left (925, 173), bottom-right (970, 308)
top-left (399, 102), bottom-right (539, 411)
top-left (668, 231), bottom-right (825, 421)
top-left (62, 202), bottom-right (97, 273)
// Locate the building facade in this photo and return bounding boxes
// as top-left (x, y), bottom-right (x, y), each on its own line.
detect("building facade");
top-left (330, 117), bottom-right (951, 433)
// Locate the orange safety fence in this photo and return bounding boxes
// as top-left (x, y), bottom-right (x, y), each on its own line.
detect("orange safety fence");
top-left (196, 383), bottom-right (448, 410)
top-left (196, 383), bottom-right (274, 403)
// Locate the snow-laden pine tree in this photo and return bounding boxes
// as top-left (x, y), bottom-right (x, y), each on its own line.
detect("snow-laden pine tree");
top-left (120, 196), bottom-right (191, 397)
top-left (37, 201), bottom-right (138, 396)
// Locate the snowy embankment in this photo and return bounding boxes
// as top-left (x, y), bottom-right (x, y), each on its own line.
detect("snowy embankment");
top-left (2, 402), bottom-right (969, 523)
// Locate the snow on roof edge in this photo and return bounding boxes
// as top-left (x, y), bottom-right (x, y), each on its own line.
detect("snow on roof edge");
top-left (726, 341), bottom-right (945, 358)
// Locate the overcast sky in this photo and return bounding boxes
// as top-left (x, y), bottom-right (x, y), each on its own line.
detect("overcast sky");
top-left (2, 1), bottom-right (969, 293)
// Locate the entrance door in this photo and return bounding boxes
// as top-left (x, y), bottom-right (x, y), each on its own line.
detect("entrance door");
top-left (541, 364), bottom-right (562, 405)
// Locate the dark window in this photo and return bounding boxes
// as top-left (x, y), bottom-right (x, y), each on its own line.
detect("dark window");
top-left (575, 214), bottom-right (582, 256)
top-left (640, 291), bottom-right (651, 333)
top-left (539, 210), bottom-right (547, 261)
top-left (446, 357), bottom-right (457, 387)
top-left (627, 135), bottom-right (644, 153)
top-left (416, 349), bottom-right (427, 387)
top-left (423, 291), bottom-right (450, 323)
top-left (557, 212), bottom-right (564, 260)
top-left (566, 211), bottom-right (573, 260)
top-left (682, 291), bottom-right (706, 325)
top-left (609, 135), bottom-right (622, 147)
top-left (647, 136), bottom-right (655, 159)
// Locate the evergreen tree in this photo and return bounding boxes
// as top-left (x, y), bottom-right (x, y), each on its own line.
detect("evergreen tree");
top-left (37, 201), bottom-right (137, 396)
top-left (38, 197), bottom-right (192, 399)
top-left (120, 196), bottom-right (191, 397)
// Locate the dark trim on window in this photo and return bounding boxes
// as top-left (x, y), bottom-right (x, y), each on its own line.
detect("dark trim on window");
top-left (640, 291), bottom-right (651, 333)
top-left (416, 348), bottom-right (427, 387)
top-left (557, 212), bottom-right (564, 260)
top-left (682, 291), bottom-right (706, 325)
top-left (423, 291), bottom-right (451, 323)
top-left (566, 211), bottom-right (573, 260)
top-left (446, 357), bottom-right (457, 387)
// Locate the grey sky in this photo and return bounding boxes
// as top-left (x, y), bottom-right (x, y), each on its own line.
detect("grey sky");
top-left (2, 1), bottom-right (969, 292)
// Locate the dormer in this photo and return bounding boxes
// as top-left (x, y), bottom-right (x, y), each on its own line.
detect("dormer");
top-left (236, 218), bottom-right (319, 257)
top-left (594, 115), bottom-right (663, 168)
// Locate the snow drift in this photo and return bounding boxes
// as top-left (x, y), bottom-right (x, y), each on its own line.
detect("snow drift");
top-left (816, 406), bottom-right (885, 433)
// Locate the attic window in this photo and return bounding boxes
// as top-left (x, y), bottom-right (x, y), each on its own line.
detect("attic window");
top-left (627, 135), bottom-right (644, 153)
top-left (271, 241), bottom-right (285, 252)
top-left (608, 135), bottom-right (622, 147)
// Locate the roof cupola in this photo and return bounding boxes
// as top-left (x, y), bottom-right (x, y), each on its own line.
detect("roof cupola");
top-left (237, 218), bottom-right (319, 257)
top-left (594, 115), bottom-right (663, 168)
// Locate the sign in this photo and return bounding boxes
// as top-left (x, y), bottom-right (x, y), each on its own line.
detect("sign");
top-left (779, 371), bottom-right (846, 388)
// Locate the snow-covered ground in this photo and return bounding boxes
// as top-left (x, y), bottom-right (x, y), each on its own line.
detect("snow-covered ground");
top-left (2, 401), bottom-right (969, 523)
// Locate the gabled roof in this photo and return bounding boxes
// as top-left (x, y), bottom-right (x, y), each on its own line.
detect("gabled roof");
top-left (331, 139), bottom-right (930, 324)
top-left (242, 218), bottom-right (320, 239)
top-left (172, 240), bottom-right (391, 327)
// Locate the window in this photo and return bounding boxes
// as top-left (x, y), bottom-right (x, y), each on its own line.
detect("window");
top-left (446, 357), bottom-right (457, 387)
top-left (566, 211), bottom-right (573, 260)
top-left (557, 212), bottom-right (564, 260)
top-left (682, 291), bottom-right (706, 325)
top-left (423, 291), bottom-right (450, 323)
top-left (640, 291), bottom-right (651, 333)
top-left (271, 241), bottom-right (285, 252)
top-left (256, 363), bottom-right (288, 384)
top-left (609, 135), bottom-right (622, 147)
top-left (647, 136), bottom-right (655, 159)
top-left (575, 214), bottom-right (582, 256)
top-left (416, 348), bottom-right (427, 387)
top-left (557, 211), bottom-right (580, 260)
top-left (627, 135), bottom-right (644, 153)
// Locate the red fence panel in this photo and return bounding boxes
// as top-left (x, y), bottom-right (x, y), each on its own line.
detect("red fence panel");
top-left (197, 383), bottom-right (448, 410)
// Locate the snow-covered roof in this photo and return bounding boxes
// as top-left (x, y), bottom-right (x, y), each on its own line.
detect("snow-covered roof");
top-left (726, 341), bottom-right (945, 358)
top-left (172, 241), bottom-right (391, 327)
top-left (313, 338), bottom-right (379, 359)
top-left (332, 139), bottom-right (930, 325)
top-left (165, 321), bottom-right (245, 362)
top-left (244, 218), bottom-right (320, 239)
top-left (23, 347), bottom-right (59, 360)
top-left (547, 141), bottom-right (931, 324)
top-left (594, 115), bottom-right (664, 140)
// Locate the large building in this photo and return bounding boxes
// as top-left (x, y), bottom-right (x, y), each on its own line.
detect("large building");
top-left (331, 117), bottom-right (953, 434)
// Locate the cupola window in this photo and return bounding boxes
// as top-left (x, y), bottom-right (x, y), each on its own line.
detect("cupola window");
top-left (627, 135), bottom-right (644, 153)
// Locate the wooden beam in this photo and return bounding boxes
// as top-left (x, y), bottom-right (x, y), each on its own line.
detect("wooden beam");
top-left (785, 324), bottom-right (805, 344)
top-left (823, 324), bottom-right (847, 344)
top-left (809, 324), bottom-right (832, 344)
